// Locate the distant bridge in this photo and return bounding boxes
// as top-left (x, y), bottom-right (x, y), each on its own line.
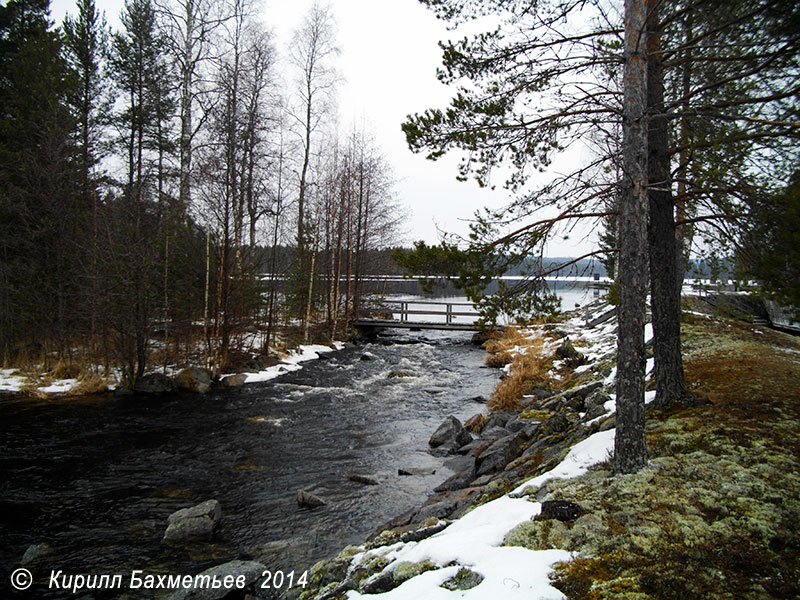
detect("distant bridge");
top-left (354, 300), bottom-right (481, 332)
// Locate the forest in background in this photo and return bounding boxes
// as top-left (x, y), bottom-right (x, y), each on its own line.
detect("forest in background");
top-left (0, 0), bottom-right (404, 385)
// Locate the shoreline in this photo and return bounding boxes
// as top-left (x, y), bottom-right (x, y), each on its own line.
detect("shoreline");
top-left (0, 340), bottom-right (348, 401)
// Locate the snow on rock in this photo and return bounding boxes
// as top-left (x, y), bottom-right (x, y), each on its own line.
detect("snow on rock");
top-left (347, 496), bottom-right (570, 600)
top-left (243, 343), bottom-right (341, 384)
top-left (512, 429), bottom-right (616, 496)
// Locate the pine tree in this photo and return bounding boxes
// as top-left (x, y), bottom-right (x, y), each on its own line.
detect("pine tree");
top-left (0, 0), bottom-right (80, 359)
top-left (105, 0), bottom-right (174, 384)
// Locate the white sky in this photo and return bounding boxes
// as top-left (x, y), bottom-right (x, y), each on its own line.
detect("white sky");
top-left (51, 0), bottom-right (595, 255)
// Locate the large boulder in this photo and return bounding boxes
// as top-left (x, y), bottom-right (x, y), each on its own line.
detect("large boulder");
top-left (221, 373), bottom-right (247, 388)
top-left (174, 367), bottom-right (211, 394)
top-left (135, 373), bottom-right (177, 395)
top-left (476, 431), bottom-right (528, 477)
top-left (163, 499), bottom-right (221, 545)
top-left (428, 416), bottom-right (472, 451)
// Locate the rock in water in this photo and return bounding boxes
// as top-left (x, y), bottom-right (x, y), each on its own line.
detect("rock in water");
top-left (166, 560), bottom-right (266, 600)
top-left (174, 367), bottom-right (211, 393)
top-left (297, 490), bottom-right (326, 508)
top-left (134, 373), bottom-right (177, 395)
top-left (221, 373), bottom-right (247, 388)
top-left (163, 499), bottom-right (222, 545)
top-left (429, 416), bottom-right (472, 450)
top-left (21, 543), bottom-right (52, 565)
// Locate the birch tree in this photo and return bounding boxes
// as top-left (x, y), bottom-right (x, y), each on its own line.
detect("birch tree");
top-left (287, 1), bottom-right (338, 320)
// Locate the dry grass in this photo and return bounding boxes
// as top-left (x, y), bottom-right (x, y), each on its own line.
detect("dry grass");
top-left (489, 349), bottom-right (554, 411)
top-left (483, 326), bottom-right (532, 355)
top-left (485, 351), bottom-right (513, 368)
top-left (70, 371), bottom-right (111, 396)
top-left (465, 413), bottom-right (490, 433)
top-left (50, 358), bottom-right (82, 380)
top-left (18, 383), bottom-right (49, 399)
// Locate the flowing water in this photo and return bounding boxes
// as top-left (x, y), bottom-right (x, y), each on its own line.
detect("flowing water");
top-left (0, 329), bottom-right (498, 598)
top-left (0, 284), bottom-right (603, 598)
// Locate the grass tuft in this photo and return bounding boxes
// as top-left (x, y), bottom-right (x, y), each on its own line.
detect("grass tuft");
top-left (489, 350), bottom-right (553, 411)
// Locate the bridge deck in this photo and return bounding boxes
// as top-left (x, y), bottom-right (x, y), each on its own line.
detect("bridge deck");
top-left (353, 318), bottom-right (479, 332)
top-left (355, 300), bottom-right (481, 332)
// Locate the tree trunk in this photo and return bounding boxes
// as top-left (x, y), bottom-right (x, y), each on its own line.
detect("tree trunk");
top-left (178, 0), bottom-right (194, 216)
top-left (615, 0), bottom-right (649, 475)
top-left (647, 1), bottom-right (691, 410)
top-left (675, 11), bottom-right (693, 295)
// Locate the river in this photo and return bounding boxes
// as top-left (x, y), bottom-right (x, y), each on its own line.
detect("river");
top-left (0, 284), bottom-right (602, 598)
top-left (1, 328), bottom-right (500, 598)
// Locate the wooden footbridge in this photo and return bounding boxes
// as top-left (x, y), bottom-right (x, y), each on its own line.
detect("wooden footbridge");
top-left (354, 300), bottom-right (481, 332)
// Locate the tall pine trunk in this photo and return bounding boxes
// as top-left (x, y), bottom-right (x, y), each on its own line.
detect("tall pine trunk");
top-left (615, 0), bottom-right (649, 475)
top-left (646, 1), bottom-right (691, 410)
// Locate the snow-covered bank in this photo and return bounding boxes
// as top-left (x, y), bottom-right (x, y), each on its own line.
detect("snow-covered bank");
top-left (237, 342), bottom-right (345, 385)
top-left (0, 368), bottom-right (82, 396)
top-left (295, 300), bottom-right (634, 599)
top-left (340, 427), bottom-right (622, 600)
top-left (0, 342), bottom-right (346, 397)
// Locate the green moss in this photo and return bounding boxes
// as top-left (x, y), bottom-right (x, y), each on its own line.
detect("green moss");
top-left (441, 567), bottom-right (484, 591)
top-left (473, 478), bottom-right (513, 507)
top-left (520, 409), bottom-right (553, 420)
top-left (366, 529), bottom-right (400, 549)
top-left (392, 560), bottom-right (437, 584)
top-left (504, 518), bottom-right (571, 551)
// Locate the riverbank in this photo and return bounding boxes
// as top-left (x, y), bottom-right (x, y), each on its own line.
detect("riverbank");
top-left (0, 339), bottom-right (345, 399)
top-left (292, 296), bottom-right (800, 600)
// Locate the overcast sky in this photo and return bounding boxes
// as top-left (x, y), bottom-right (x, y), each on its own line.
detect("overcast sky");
top-left (51, 0), bottom-right (595, 256)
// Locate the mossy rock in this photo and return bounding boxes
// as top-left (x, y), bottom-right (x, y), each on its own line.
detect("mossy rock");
top-left (503, 518), bottom-right (570, 551)
top-left (441, 567), bottom-right (484, 591)
top-left (308, 545), bottom-right (361, 589)
top-left (366, 529), bottom-right (400, 549)
top-left (392, 560), bottom-right (437, 585)
top-left (566, 513), bottom-right (608, 554)
top-left (474, 478), bottom-right (512, 506)
top-left (520, 409), bottom-right (553, 420)
top-left (348, 554), bottom-right (391, 588)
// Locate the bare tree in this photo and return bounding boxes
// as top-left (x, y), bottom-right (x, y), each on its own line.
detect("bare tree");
top-left (287, 2), bottom-right (338, 321)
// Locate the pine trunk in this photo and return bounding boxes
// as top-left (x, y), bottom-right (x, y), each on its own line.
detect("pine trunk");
top-left (646, 2), bottom-right (691, 410)
top-left (615, 0), bottom-right (649, 475)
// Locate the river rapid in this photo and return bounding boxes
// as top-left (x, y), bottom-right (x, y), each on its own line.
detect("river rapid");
top-left (0, 328), bottom-right (499, 598)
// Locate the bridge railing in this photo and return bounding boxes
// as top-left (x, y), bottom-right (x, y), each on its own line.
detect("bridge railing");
top-left (358, 299), bottom-right (480, 325)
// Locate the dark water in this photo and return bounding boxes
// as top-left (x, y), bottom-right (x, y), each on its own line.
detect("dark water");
top-left (0, 329), bottom-right (498, 598)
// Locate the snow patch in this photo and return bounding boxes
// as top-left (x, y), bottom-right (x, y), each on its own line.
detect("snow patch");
top-left (348, 496), bottom-right (569, 600)
top-left (512, 429), bottom-right (616, 496)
